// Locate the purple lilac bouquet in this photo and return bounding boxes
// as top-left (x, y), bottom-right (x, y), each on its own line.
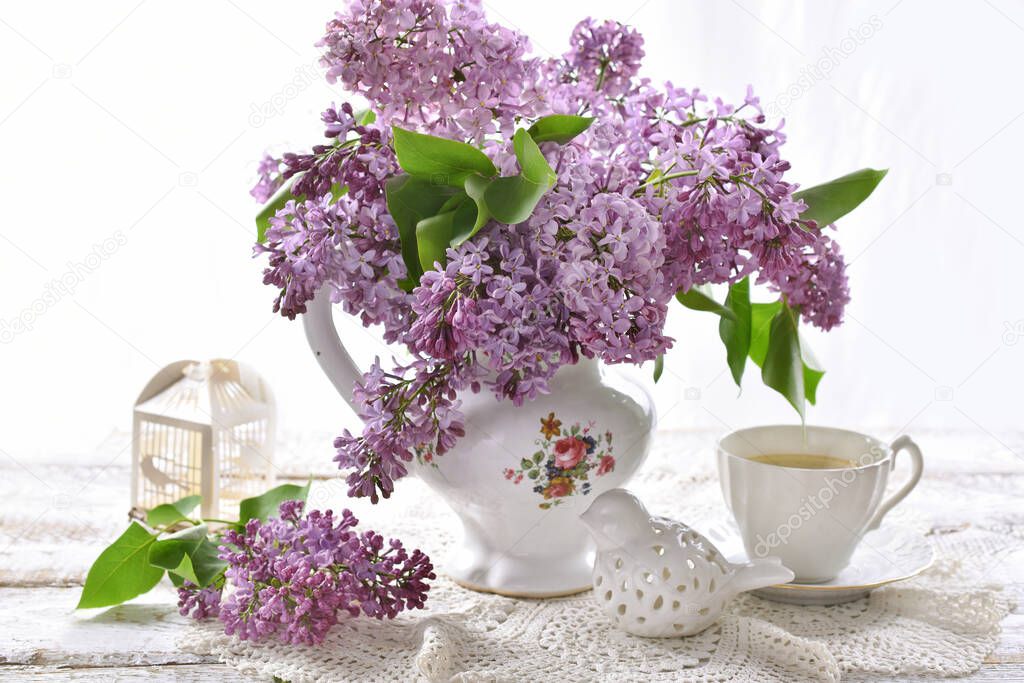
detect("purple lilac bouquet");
top-left (177, 501), bottom-right (434, 645)
top-left (253, 1), bottom-right (884, 503)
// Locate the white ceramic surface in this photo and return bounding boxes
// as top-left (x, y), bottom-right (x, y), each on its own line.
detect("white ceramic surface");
top-left (582, 489), bottom-right (794, 637)
top-left (717, 425), bottom-right (924, 583)
top-left (302, 290), bottom-right (655, 597)
top-left (704, 521), bottom-right (935, 605)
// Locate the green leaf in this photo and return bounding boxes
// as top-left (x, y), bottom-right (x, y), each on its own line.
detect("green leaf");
top-left (438, 192), bottom-right (468, 215)
top-left (653, 354), bottom-right (664, 383)
top-left (255, 177), bottom-right (296, 244)
top-left (152, 526), bottom-right (225, 588)
top-left (528, 469), bottom-right (540, 480)
top-left (718, 278), bottom-right (752, 387)
top-left (794, 168), bottom-right (887, 227)
top-left (237, 480), bottom-right (311, 528)
top-left (77, 522), bottom-right (164, 609)
top-left (167, 538), bottom-right (227, 588)
top-left (147, 524), bottom-right (207, 574)
top-left (329, 183), bottom-right (349, 200)
top-left (532, 451), bottom-right (544, 464)
top-left (415, 203), bottom-right (476, 272)
top-left (167, 555), bottom-right (199, 585)
top-left (146, 494), bottom-right (201, 528)
top-left (391, 126), bottom-right (497, 186)
top-left (513, 128), bottom-right (556, 186)
top-left (190, 538), bottom-right (227, 586)
top-left (527, 114), bottom-right (594, 144)
top-left (484, 176), bottom-right (549, 224)
top-left (760, 302), bottom-right (806, 420)
top-left (484, 129), bottom-right (556, 225)
top-left (800, 340), bottom-right (825, 406)
top-left (355, 109), bottom-right (376, 126)
top-left (749, 300), bottom-right (825, 405)
top-left (385, 174), bottom-right (461, 288)
top-left (450, 174), bottom-right (492, 246)
top-left (675, 285), bottom-right (737, 321)
top-left (748, 301), bottom-right (783, 367)
top-left (416, 212), bottom-right (454, 272)
top-left (520, 458), bottom-right (533, 470)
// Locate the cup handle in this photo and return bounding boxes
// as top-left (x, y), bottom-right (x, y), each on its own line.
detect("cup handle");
top-left (866, 435), bottom-right (924, 531)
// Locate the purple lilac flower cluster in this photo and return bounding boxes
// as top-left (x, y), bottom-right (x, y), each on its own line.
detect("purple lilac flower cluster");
top-left (253, 0), bottom-right (851, 502)
top-left (176, 501), bottom-right (434, 645)
top-left (177, 581), bottom-right (221, 620)
top-left (333, 358), bottom-right (464, 502)
top-left (318, 0), bottom-right (537, 143)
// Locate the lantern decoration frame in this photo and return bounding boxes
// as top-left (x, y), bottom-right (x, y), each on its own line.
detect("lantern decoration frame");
top-left (131, 359), bottom-right (276, 520)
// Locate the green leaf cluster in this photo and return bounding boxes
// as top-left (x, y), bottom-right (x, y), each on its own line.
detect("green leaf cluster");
top-left (386, 115), bottom-right (592, 289)
top-left (77, 481), bottom-right (311, 609)
top-left (667, 166), bottom-right (884, 414)
top-left (675, 279), bottom-right (821, 420)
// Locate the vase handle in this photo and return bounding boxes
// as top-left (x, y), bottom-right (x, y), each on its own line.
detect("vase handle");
top-left (302, 288), bottom-right (362, 410)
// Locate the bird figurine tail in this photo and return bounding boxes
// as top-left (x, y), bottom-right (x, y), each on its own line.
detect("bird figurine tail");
top-left (730, 557), bottom-right (796, 594)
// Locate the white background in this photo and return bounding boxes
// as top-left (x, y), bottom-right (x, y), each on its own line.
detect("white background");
top-left (1, 1), bottom-right (1021, 468)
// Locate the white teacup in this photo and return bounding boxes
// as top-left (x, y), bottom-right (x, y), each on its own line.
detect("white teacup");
top-left (717, 425), bottom-right (923, 583)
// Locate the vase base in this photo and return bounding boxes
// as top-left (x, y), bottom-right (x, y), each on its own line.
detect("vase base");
top-left (445, 538), bottom-right (596, 598)
top-left (450, 575), bottom-right (592, 599)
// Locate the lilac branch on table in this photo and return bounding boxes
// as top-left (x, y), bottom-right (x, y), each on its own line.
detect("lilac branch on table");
top-left (177, 500), bottom-right (434, 645)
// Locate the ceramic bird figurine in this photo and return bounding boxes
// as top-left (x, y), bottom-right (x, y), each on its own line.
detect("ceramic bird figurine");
top-left (580, 488), bottom-right (795, 637)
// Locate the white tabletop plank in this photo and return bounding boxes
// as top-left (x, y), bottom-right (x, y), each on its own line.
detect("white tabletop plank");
top-left (0, 665), bottom-right (252, 681)
top-left (0, 586), bottom-right (217, 668)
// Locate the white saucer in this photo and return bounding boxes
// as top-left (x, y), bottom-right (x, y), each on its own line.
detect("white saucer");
top-left (702, 522), bottom-right (935, 605)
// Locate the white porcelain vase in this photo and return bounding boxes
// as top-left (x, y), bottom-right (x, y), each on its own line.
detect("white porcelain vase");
top-left (303, 291), bottom-right (656, 597)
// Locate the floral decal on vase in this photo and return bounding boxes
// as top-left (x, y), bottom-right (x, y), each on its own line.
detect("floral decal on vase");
top-left (414, 445), bottom-right (438, 468)
top-left (504, 412), bottom-right (615, 509)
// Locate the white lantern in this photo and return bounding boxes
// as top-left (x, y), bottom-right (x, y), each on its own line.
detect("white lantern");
top-left (131, 359), bottom-right (276, 519)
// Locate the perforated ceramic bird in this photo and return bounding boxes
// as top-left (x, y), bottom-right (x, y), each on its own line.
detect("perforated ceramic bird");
top-left (580, 488), bottom-right (795, 637)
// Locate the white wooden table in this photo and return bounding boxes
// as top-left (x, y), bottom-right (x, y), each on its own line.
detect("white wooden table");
top-left (2, 429), bottom-right (1021, 681)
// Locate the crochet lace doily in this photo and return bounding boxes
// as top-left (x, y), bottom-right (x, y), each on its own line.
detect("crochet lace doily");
top-left (184, 432), bottom-right (1015, 682)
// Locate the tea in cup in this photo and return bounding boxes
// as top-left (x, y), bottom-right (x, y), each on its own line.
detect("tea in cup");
top-left (716, 426), bottom-right (923, 583)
